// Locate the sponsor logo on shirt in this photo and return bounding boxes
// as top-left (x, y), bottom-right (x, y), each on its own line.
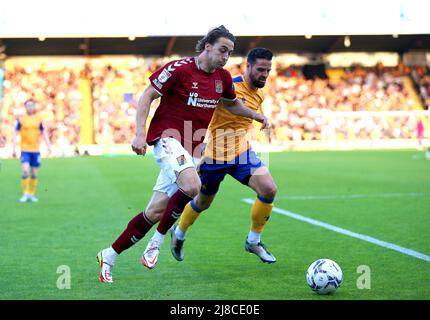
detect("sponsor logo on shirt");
top-left (187, 92), bottom-right (219, 109)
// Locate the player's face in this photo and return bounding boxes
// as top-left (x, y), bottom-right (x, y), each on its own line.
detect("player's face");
top-left (207, 37), bottom-right (234, 69)
top-left (249, 59), bottom-right (272, 88)
top-left (25, 102), bottom-right (36, 115)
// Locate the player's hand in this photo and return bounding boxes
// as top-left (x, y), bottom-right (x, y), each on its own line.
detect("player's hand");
top-left (132, 135), bottom-right (147, 156)
top-left (254, 113), bottom-right (270, 130)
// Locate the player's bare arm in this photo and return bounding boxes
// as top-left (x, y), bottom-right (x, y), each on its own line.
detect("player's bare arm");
top-left (42, 123), bottom-right (51, 155)
top-left (132, 85), bottom-right (161, 156)
top-left (11, 126), bottom-right (18, 158)
top-left (222, 98), bottom-right (269, 129)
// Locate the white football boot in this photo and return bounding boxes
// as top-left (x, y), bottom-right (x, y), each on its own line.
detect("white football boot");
top-left (28, 195), bottom-right (39, 202)
top-left (142, 238), bottom-right (160, 269)
top-left (97, 250), bottom-right (114, 283)
top-left (19, 194), bottom-right (29, 203)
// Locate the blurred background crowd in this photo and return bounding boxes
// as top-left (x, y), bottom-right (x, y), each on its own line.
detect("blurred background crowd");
top-left (1, 54), bottom-right (429, 155)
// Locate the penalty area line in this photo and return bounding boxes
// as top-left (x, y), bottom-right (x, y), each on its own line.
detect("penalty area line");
top-left (242, 198), bottom-right (430, 262)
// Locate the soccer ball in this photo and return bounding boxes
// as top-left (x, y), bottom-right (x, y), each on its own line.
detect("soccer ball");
top-left (306, 258), bottom-right (343, 294)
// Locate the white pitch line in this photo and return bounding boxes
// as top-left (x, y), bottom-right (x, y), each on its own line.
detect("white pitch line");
top-left (242, 198), bottom-right (430, 262)
top-left (277, 192), bottom-right (426, 201)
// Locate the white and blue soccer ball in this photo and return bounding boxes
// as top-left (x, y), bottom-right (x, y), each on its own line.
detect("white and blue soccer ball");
top-left (306, 258), bottom-right (343, 294)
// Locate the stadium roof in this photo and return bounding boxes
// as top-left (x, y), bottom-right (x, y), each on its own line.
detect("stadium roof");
top-left (1, 0), bottom-right (430, 38)
top-left (1, 0), bottom-right (429, 57)
top-left (1, 34), bottom-right (430, 57)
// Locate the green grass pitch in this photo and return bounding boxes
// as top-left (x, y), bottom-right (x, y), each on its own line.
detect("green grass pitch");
top-left (0, 150), bottom-right (429, 299)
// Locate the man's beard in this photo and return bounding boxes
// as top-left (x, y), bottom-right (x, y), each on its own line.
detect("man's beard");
top-left (250, 74), bottom-right (265, 88)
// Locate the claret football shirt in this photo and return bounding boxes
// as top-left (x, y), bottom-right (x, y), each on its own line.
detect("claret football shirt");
top-left (146, 57), bottom-right (236, 156)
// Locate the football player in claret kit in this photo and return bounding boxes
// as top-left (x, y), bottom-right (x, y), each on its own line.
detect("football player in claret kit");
top-left (170, 48), bottom-right (278, 264)
top-left (12, 99), bottom-right (51, 203)
top-left (97, 25), bottom-right (269, 283)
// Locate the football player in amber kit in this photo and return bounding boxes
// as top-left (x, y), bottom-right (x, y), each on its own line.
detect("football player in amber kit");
top-left (12, 99), bottom-right (51, 203)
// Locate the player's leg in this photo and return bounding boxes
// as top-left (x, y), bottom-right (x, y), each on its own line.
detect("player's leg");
top-left (112, 191), bottom-right (169, 254)
top-left (155, 166), bottom-right (201, 235)
top-left (29, 152), bottom-right (41, 193)
top-left (142, 138), bottom-right (199, 268)
top-left (177, 192), bottom-right (216, 237)
top-left (19, 153), bottom-right (31, 202)
top-left (231, 150), bottom-right (277, 263)
top-left (28, 167), bottom-right (39, 202)
top-left (171, 191), bottom-right (217, 261)
top-left (143, 167), bottom-right (200, 268)
top-left (248, 166), bottom-right (277, 229)
top-left (248, 166), bottom-right (277, 233)
top-left (245, 166), bottom-right (277, 263)
top-left (27, 152), bottom-right (42, 202)
top-left (170, 160), bottom-right (227, 261)
top-left (97, 191), bottom-right (169, 283)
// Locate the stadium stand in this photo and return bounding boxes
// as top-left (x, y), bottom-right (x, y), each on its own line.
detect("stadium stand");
top-left (411, 66), bottom-right (430, 108)
top-left (1, 49), bottom-right (429, 155)
top-left (1, 60), bottom-right (81, 156)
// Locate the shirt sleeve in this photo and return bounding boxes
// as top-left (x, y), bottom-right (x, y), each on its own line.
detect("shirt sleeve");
top-left (149, 60), bottom-right (182, 96)
top-left (221, 70), bottom-right (236, 101)
top-left (39, 122), bottom-right (44, 131)
top-left (15, 119), bottom-right (21, 131)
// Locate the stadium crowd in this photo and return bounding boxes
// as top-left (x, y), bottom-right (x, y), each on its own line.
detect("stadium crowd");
top-left (91, 59), bottom-right (162, 145)
top-left (1, 56), bottom-right (429, 154)
top-left (263, 62), bottom-right (424, 144)
top-left (1, 64), bottom-right (81, 155)
top-left (412, 65), bottom-right (430, 109)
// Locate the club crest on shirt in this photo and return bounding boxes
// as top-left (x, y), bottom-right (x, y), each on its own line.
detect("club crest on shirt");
top-left (176, 154), bottom-right (187, 166)
top-left (215, 80), bottom-right (223, 93)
